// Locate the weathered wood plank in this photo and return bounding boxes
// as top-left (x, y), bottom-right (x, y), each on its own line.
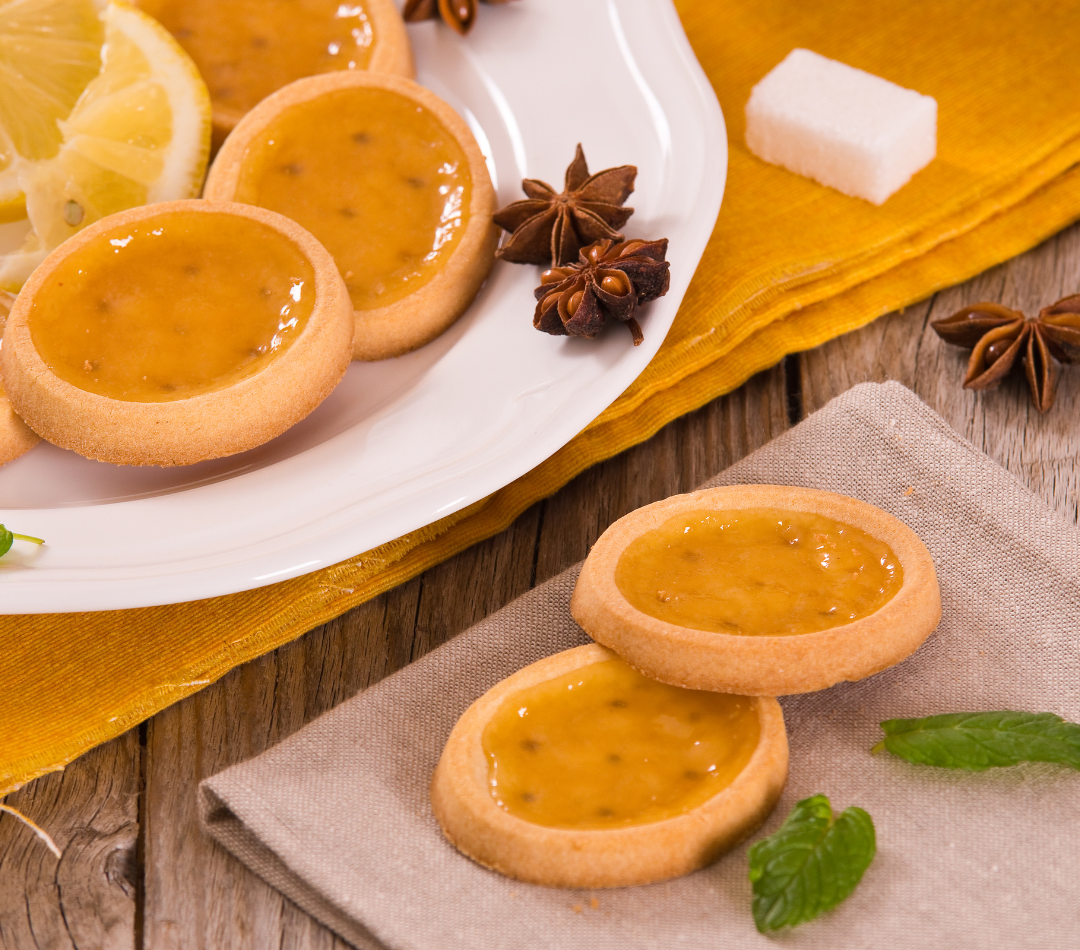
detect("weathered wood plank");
top-left (0, 734), bottom-right (138, 950)
top-left (138, 364), bottom-right (789, 950)
top-left (10, 222), bottom-right (1080, 950)
top-left (800, 220), bottom-right (1080, 525)
top-left (140, 510), bottom-right (541, 950)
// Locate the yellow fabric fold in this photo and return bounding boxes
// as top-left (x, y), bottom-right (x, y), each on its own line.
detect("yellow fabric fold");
top-left (4, 0), bottom-right (1080, 793)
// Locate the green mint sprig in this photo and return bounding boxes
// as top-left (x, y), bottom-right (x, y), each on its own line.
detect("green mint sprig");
top-left (0, 525), bottom-right (44, 558)
top-left (748, 794), bottom-right (876, 933)
top-left (874, 711), bottom-right (1080, 771)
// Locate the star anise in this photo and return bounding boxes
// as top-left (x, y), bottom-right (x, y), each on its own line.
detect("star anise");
top-left (402, 0), bottom-right (514, 36)
top-left (931, 296), bottom-right (1080, 411)
top-left (533, 238), bottom-right (669, 345)
top-left (494, 144), bottom-right (637, 266)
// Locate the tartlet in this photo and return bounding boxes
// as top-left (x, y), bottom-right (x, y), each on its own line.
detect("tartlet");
top-left (0, 385), bottom-right (40, 467)
top-left (0, 199), bottom-right (353, 467)
top-left (431, 644), bottom-right (789, 889)
top-left (571, 485), bottom-right (941, 696)
top-left (205, 71), bottom-right (498, 361)
top-left (0, 292), bottom-right (41, 466)
top-left (135, 0), bottom-right (414, 149)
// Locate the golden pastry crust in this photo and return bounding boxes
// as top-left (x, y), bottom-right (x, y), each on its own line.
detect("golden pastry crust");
top-left (362, 0), bottom-right (415, 79)
top-left (0, 385), bottom-right (40, 467)
top-left (136, 0), bottom-right (414, 149)
top-left (204, 71), bottom-right (498, 361)
top-left (0, 200), bottom-right (354, 467)
top-left (430, 644), bottom-right (789, 889)
top-left (0, 293), bottom-right (41, 466)
top-left (572, 486), bottom-right (942, 696)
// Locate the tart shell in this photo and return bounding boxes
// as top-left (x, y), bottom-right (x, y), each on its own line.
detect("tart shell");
top-left (570, 485), bottom-right (942, 696)
top-left (346, 0), bottom-right (415, 79)
top-left (139, 0), bottom-right (415, 150)
top-left (0, 200), bottom-right (354, 467)
top-left (0, 386), bottom-right (40, 467)
top-left (430, 643), bottom-right (789, 889)
top-left (205, 71), bottom-right (498, 362)
top-left (0, 294), bottom-right (41, 466)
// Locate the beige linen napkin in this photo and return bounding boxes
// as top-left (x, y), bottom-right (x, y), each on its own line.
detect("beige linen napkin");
top-left (199, 381), bottom-right (1080, 950)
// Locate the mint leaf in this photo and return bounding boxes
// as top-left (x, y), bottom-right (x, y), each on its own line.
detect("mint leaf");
top-left (876, 711), bottom-right (1080, 771)
top-left (748, 794), bottom-right (875, 933)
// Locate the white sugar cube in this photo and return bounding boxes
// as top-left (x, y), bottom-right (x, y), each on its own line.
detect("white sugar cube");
top-left (745, 48), bottom-right (937, 205)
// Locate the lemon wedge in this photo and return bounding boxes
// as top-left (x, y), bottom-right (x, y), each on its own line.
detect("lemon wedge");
top-left (0, 0), bottom-right (210, 290)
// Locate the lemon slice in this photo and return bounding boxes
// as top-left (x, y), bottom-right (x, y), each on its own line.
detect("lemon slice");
top-left (0, 0), bottom-right (210, 290)
top-left (0, 0), bottom-right (104, 220)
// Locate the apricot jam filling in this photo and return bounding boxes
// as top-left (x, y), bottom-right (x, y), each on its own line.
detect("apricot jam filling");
top-left (28, 210), bottom-right (315, 402)
top-left (232, 86), bottom-right (471, 311)
top-left (138, 0), bottom-right (377, 118)
top-left (615, 508), bottom-right (903, 637)
top-left (482, 658), bottom-right (760, 830)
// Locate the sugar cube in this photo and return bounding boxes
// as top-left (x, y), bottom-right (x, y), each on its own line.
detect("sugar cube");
top-left (745, 48), bottom-right (937, 205)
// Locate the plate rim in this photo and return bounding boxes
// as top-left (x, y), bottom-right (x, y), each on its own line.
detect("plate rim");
top-left (0, 0), bottom-right (727, 613)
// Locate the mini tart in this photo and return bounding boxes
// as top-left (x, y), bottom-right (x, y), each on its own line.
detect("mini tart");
top-left (0, 385), bottom-right (40, 466)
top-left (571, 485), bottom-right (942, 696)
top-left (0, 199), bottom-right (353, 467)
top-left (431, 644), bottom-right (788, 889)
top-left (0, 293), bottom-right (41, 465)
top-left (135, 0), bottom-right (414, 149)
top-left (205, 71), bottom-right (498, 361)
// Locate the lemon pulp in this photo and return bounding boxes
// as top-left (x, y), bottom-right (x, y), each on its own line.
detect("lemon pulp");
top-left (482, 657), bottom-right (760, 830)
top-left (615, 508), bottom-right (903, 636)
top-left (0, 0), bottom-right (210, 289)
top-left (0, 0), bottom-right (104, 217)
top-left (232, 86), bottom-right (471, 311)
top-left (136, 0), bottom-right (377, 120)
top-left (28, 209), bottom-right (315, 401)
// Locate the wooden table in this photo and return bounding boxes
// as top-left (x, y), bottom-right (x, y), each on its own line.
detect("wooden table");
top-left (3, 220), bottom-right (1079, 949)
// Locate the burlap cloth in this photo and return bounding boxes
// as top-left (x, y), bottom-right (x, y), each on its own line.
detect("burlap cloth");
top-left (199, 381), bottom-right (1080, 949)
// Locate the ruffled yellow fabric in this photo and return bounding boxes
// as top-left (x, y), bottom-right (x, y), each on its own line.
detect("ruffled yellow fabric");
top-left (5, 0), bottom-right (1080, 793)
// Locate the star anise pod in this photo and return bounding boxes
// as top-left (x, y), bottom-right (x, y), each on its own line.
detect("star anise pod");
top-left (494, 144), bottom-right (637, 266)
top-left (533, 238), bottom-right (669, 345)
top-left (402, 0), bottom-right (514, 36)
top-left (931, 296), bottom-right (1080, 411)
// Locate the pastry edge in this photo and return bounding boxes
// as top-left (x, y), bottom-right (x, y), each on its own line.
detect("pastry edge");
top-left (204, 69), bottom-right (498, 362)
top-left (0, 385), bottom-right (41, 467)
top-left (570, 485), bottom-right (943, 696)
top-left (0, 199), bottom-right (354, 467)
top-left (430, 643), bottom-right (789, 889)
top-left (207, 0), bottom-right (416, 148)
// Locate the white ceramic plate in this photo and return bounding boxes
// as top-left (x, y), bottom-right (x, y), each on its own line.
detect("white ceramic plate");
top-left (0, 0), bottom-right (726, 613)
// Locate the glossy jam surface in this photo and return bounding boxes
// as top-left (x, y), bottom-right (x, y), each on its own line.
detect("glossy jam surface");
top-left (233, 87), bottom-right (471, 311)
top-left (615, 507), bottom-right (903, 637)
top-left (138, 0), bottom-right (376, 118)
top-left (482, 658), bottom-right (760, 830)
top-left (29, 211), bottom-right (315, 402)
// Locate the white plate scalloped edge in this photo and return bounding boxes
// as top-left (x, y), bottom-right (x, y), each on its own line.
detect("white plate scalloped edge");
top-left (0, 0), bottom-right (726, 613)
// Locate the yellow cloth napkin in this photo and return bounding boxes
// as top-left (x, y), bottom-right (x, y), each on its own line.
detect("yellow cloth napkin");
top-left (5, 0), bottom-right (1080, 794)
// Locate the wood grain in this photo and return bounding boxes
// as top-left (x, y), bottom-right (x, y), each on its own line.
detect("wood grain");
top-left (141, 511), bottom-right (545, 950)
top-left (800, 220), bottom-right (1080, 525)
top-left (0, 735), bottom-right (138, 950)
top-left (3, 220), bottom-right (1079, 948)
top-left (137, 364), bottom-right (788, 950)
